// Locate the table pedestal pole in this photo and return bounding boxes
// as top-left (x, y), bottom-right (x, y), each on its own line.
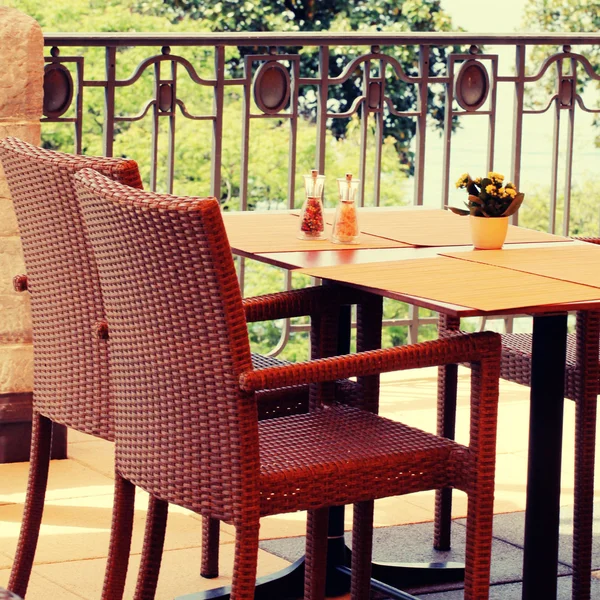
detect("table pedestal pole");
top-left (522, 313), bottom-right (568, 600)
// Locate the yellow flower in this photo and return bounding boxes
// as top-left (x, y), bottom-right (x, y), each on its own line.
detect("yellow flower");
top-left (474, 177), bottom-right (482, 184)
top-left (485, 184), bottom-right (497, 196)
top-left (506, 182), bottom-right (516, 190)
top-left (488, 171), bottom-right (505, 183)
top-left (505, 187), bottom-right (517, 198)
top-left (455, 173), bottom-right (470, 189)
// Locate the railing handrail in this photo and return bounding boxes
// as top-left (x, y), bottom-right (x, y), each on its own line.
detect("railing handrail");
top-left (43, 31), bottom-right (600, 47)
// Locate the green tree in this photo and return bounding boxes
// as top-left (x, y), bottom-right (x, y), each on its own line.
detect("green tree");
top-left (519, 179), bottom-right (600, 237)
top-left (135, 0), bottom-right (459, 170)
top-left (522, 0), bottom-right (600, 143)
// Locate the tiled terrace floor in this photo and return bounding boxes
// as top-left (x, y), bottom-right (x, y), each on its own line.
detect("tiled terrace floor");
top-left (1, 366), bottom-right (599, 599)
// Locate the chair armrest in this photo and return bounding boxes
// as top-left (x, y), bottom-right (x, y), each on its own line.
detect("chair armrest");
top-left (572, 236), bottom-right (600, 245)
top-left (240, 331), bottom-right (501, 392)
top-left (13, 274), bottom-right (28, 293)
top-left (242, 285), bottom-right (373, 322)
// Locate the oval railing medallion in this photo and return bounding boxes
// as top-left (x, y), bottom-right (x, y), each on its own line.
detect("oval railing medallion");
top-left (368, 81), bottom-right (382, 110)
top-left (158, 83), bottom-right (173, 112)
top-left (253, 61), bottom-right (291, 115)
top-left (43, 63), bottom-right (74, 118)
top-left (559, 79), bottom-right (573, 107)
top-left (455, 60), bottom-right (489, 112)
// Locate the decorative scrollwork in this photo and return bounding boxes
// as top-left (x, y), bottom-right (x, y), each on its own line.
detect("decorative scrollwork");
top-left (43, 62), bottom-right (73, 118)
top-left (455, 59), bottom-right (489, 112)
top-left (252, 61), bottom-right (291, 115)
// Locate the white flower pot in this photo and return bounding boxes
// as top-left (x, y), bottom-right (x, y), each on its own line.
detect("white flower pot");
top-left (469, 215), bottom-right (509, 250)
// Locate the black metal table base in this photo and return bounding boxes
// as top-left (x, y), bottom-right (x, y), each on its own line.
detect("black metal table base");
top-left (175, 535), bottom-right (465, 600)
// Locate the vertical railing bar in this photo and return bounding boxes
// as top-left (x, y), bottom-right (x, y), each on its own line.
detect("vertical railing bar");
top-left (265, 270), bottom-right (293, 358)
top-left (486, 57), bottom-right (498, 172)
top-left (358, 60), bottom-right (370, 207)
top-left (238, 255), bottom-right (246, 308)
top-left (563, 58), bottom-right (576, 237)
top-left (210, 46), bottom-right (225, 201)
top-left (510, 44), bottom-right (526, 227)
top-left (372, 57), bottom-right (384, 207)
top-left (286, 58), bottom-right (299, 210)
top-left (549, 58), bottom-right (563, 235)
top-left (74, 57), bottom-right (84, 154)
top-left (408, 304), bottom-right (419, 345)
top-left (315, 46), bottom-right (329, 183)
top-left (413, 45), bottom-right (430, 206)
top-left (149, 60), bottom-right (160, 192)
top-left (103, 46), bottom-right (116, 157)
top-left (441, 58), bottom-right (455, 209)
top-left (166, 59), bottom-right (176, 194)
top-left (239, 55), bottom-right (252, 211)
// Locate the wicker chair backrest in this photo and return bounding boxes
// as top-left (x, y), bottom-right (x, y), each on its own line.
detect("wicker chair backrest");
top-left (0, 137), bottom-right (142, 439)
top-left (75, 169), bottom-right (258, 523)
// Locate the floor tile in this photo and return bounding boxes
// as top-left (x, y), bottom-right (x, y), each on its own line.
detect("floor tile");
top-left (66, 438), bottom-right (115, 479)
top-left (0, 492), bottom-right (235, 565)
top-left (30, 545), bottom-right (289, 600)
top-left (0, 569), bottom-right (87, 599)
top-left (0, 459), bottom-right (114, 505)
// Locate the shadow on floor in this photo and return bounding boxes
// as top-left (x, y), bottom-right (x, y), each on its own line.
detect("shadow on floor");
top-left (259, 504), bottom-right (600, 599)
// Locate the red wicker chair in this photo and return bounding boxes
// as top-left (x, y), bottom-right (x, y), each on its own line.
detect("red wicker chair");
top-left (436, 253), bottom-right (600, 600)
top-left (76, 168), bottom-right (502, 600)
top-left (0, 137), bottom-right (143, 599)
top-left (0, 138), bottom-right (348, 597)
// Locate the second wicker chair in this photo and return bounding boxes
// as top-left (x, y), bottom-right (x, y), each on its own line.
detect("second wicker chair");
top-left (436, 279), bottom-right (600, 600)
top-left (75, 168), bottom-right (502, 600)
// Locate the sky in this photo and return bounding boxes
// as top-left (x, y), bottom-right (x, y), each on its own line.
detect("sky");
top-left (417, 0), bottom-right (600, 222)
top-left (440, 0), bottom-right (525, 33)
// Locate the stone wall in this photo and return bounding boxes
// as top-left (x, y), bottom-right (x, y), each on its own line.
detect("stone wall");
top-left (0, 8), bottom-right (62, 462)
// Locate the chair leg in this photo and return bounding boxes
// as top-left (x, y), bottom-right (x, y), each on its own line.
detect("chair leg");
top-left (201, 516), bottom-right (220, 578)
top-left (434, 362), bottom-right (458, 550)
top-left (350, 500), bottom-right (374, 600)
top-left (230, 522), bottom-right (260, 600)
top-left (8, 413), bottom-right (53, 599)
top-left (101, 474), bottom-right (136, 600)
top-left (134, 496), bottom-right (169, 600)
top-left (572, 394), bottom-right (596, 600)
top-left (304, 508), bottom-right (328, 600)
top-left (462, 493), bottom-right (494, 600)
top-left (571, 310), bottom-right (600, 600)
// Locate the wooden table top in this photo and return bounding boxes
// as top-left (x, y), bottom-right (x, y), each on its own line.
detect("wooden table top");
top-left (223, 208), bottom-right (600, 318)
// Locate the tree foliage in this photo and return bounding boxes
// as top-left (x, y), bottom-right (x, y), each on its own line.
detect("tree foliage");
top-left (522, 0), bottom-right (600, 143)
top-left (135, 0), bottom-right (459, 170)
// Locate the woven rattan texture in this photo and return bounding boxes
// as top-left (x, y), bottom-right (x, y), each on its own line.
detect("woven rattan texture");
top-left (76, 170), bottom-right (256, 521)
top-left (0, 137), bottom-right (143, 439)
top-left (77, 168), bottom-right (502, 599)
top-left (437, 306), bottom-right (600, 600)
top-left (258, 405), bottom-right (459, 515)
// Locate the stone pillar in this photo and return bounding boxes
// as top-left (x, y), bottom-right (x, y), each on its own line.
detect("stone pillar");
top-left (0, 8), bottom-right (66, 462)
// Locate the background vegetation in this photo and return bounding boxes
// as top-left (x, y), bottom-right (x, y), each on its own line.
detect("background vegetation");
top-left (5, 0), bottom-right (600, 358)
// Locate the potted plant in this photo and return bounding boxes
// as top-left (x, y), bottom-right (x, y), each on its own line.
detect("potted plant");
top-left (448, 172), bottom-right (524, 249)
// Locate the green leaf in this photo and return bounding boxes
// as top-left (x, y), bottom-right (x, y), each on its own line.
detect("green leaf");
top-left (446, 206), bottom-right (469, 216)
top-left (501, 193), bottom-right (525, 217)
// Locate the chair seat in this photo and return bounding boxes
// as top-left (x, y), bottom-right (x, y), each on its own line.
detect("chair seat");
top-left (259, 404), bottom-right (461, 516)
top-left (501, 332), bottom-right (585, 401)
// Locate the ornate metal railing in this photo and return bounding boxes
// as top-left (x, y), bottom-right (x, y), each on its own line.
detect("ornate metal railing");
top-left (41, 32), bottom-right (600, 351)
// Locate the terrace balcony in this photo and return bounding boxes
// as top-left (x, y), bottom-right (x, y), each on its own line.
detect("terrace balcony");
top-left (1, 6), bottom-right (600, 600)
top-left (1, 368), bottom-right (599, 599)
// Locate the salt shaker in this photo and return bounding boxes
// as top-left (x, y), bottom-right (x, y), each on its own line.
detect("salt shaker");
top-left (331, 173), bottom-right (360, 244)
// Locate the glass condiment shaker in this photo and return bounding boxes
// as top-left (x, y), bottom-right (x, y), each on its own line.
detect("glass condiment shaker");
top-left (298, 170), bottom-right (327, 240)
top-left (331, 173), bottom-right (360, 244)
